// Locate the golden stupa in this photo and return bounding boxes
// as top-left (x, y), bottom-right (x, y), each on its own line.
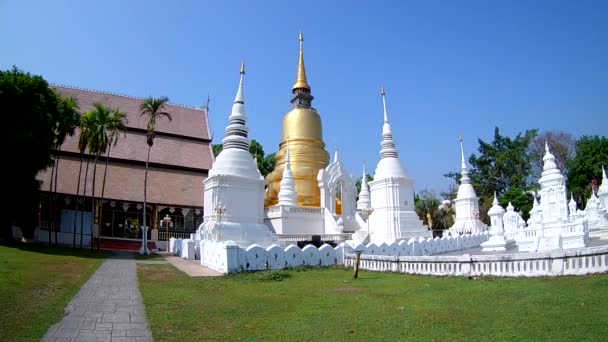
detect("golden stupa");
top-left (265, 32), bottom-right (330, 207)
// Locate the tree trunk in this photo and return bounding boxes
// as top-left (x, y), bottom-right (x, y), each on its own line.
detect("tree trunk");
top-left (90, 153), bottom-right (99, 252)
top-left (53, 145), bottom-right (63, 245)
top-left (48, 150), bottom-right (56, 246)
top-left (72, 151), bottom-right (85, 248)
top-left (98, 145), bottom-right (112, 252)
top-left (142, 146), bottom-right (151, 255)
top-left (80, 156), bottom-right (91, 248)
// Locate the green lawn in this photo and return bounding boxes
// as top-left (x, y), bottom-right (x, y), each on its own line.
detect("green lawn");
top-left (0, 243), bottom-right (108, 341)
top-left (135, 253), bottom-right (166, 261)
top-left (139, 264), bottom-right (608, 341)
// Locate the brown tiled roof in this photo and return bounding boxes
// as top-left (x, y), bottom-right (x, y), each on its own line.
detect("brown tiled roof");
top-left (38, 155), bottom-right (204, 207)
top-left (53, 85), bottom-right (212, 139)
top-left (37, 85), bottom-right (215, 207)
top-left (52, 85), bottom-right (214, 171)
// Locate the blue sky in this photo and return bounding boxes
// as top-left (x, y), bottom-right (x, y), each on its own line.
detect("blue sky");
top-left (2, 0), bottom-right (607, 193)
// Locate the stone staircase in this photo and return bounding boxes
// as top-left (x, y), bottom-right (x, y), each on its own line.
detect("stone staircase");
top-left (92, 238), bottom-right (156, 252)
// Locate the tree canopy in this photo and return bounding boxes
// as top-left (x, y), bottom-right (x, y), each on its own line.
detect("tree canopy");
top-left (212, 139), bottom-right (276, 177)
top-left (1, 67), bottom-right (67, 236)
top-left (567, 136), bottom-right (608, 205)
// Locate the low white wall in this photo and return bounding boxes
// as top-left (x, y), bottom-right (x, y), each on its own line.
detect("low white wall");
top-left (172, 238), bottom-right (354, 274)
top-left (355, 232), bottom-right (489, 257)
top-left (345, 245), bottom-right (608, 277)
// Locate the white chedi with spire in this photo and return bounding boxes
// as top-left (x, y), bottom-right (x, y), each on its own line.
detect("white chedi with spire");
top-left (277, 145), bottom-right (298, 206)
top-left (368, 86), bottom-right (429, 243)
top-left (198, 62), bottom-right (277, 247)
top-left (356, 163), bottom-right (371, 212)
top-left (448, 136), bottom-right (486, 235)
top-left (537, 141), bottom-right (569, 224)
top-left (513, 141), bottom-right (589, 252)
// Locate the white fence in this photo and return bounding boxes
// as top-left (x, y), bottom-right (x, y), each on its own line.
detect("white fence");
top-left (169, 233), bottom-right (608, 277)
top-left (345, 245), bottom-right (608, 277)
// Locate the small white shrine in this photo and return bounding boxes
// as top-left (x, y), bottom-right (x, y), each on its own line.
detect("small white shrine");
top-left (367, 87), bottom-right (430, 243)
top-left (480, 193), bottom-right (515, 251)
top-left (448, 137), bottom-right (487, 235)
top-left (583, 167), bottom-right (608, 237)
top-left (264, 148), bottom-right (360, 239)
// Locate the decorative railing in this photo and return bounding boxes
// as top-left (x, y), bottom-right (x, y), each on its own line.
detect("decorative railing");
top-left (344, 244), bottom-right (608, 277)
top-left (276, 233), bottom-right (351, 243)
top-left (39, 221), bottom-right (59, 231)
top-left (158, 230), bottom-right (194, 241)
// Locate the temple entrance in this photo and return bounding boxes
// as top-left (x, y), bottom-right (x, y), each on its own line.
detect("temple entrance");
top-left (99, 201), bottom-right (151, 240)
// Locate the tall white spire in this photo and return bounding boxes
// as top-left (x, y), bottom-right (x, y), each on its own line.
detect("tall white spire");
top-left (357, 162), bottom-right (371, 211)
top-left (278, 145), bottom-right (298, 206)
top-left (455, 136), bottom-right (476, 199)
top-left (598, 165), bottom-right (608, 196)
top-left (379, 85), bottom-right (398, 159)
top-left (542, 141), bottom-right (557, 172)
top-left (460, 135), bottom-right (467, 170)
top-left (221, 61), bottom-right (250, 151)
top-left (334, 147), bottom-right (340, 163)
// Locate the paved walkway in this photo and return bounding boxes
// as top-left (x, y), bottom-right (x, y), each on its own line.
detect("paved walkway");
top-left (163, 254), bottom-right (222, 277)
top-left (42, 252), bottom-right (152, 342)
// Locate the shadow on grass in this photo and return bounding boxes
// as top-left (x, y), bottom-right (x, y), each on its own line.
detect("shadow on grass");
top-left (0, 240), bottom-right (112, 259)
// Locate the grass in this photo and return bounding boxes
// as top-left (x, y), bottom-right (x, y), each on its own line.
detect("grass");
top-left (139, 265), bottom-right (608, 341)
top-left (0, 242), bottom-right (109, 341)
top-left (135, 253), bottom-right (165, 261)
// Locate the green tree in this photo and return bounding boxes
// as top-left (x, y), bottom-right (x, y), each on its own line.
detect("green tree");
top-left (1, 67), bottom-right (62, 239)
top-left (499, 188), bottom-right (534, 221)
top-left (445, 127), bottom-right (538, 223)
top-left (48, 96), bottom-right (80, 245)
top-left (567, 136), bottom-right (608, 206)
top-left (86, 103), bottom-right (121, 250)
top-left (140, 97), bottom-right (172, 255)
top-left (213, 139), bottom-right (276, 177)
top-left (212, 144), bottom-right (223, 157)
top-left (414, 189), bottom-right (454, 233)
top-left (96, 107), bottom-right (127, 250)
top-left (75, 113), bottom-right (94, 247)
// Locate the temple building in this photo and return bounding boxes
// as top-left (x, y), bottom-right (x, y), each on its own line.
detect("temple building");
top-left (448, 137), bottom-right (486, 235)
top-left (368, 86), bottom-right (430, 243)
top-left (35, 85), bottom-right (214, 247)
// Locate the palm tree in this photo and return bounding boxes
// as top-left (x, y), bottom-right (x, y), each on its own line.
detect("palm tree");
top-left (85, 103), bottom-right (119, 251)
top-left (97, 108), bottom-right (127, 250)
top-left (49, 96), bottom-right (80, 245)
top-left (75, 113), bottom-right (94, 248)
top-left (139, 96), bottom-right (172, 255)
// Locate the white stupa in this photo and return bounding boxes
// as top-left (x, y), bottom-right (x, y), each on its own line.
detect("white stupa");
top-left (197, 62), bottom-right (278, 247)
top-left (277, 146), bottom-right (298, 206)
top-left (356, 163), bottom-right (371, 213)
top-left (368, 86), bottom-right (430, 243)
top-left (448, 136), bottom-right (486, 235)
top-left (584, 166), bottom-right (608, 235)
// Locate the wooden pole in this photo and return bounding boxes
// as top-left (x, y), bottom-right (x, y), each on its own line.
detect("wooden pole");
top-left (353, 251), bottom-right (362, 279)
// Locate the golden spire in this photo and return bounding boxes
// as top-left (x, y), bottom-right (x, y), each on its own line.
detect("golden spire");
top-left (292, 31), bottom-right (311, 93)
top-left (240, 60), bottom-right (245, 74)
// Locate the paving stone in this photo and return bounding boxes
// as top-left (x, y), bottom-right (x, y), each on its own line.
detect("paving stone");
top-left (41, 252), bottom-right (153, 341)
